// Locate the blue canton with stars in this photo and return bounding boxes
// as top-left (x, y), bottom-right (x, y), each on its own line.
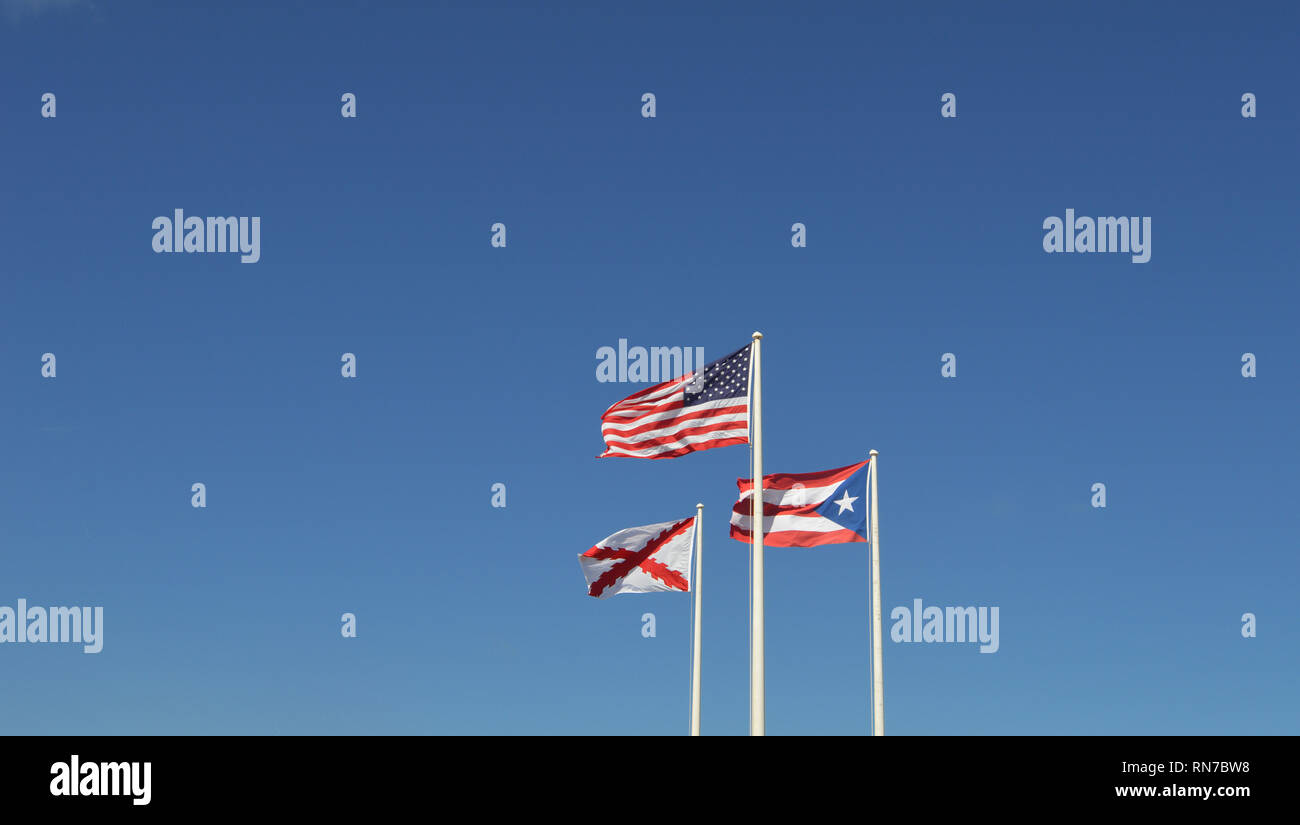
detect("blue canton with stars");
top-left (683, 343), bottom-right (752, 407)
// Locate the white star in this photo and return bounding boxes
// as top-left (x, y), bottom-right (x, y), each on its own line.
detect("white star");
top-left (833, 489), bottom-right (858, 515)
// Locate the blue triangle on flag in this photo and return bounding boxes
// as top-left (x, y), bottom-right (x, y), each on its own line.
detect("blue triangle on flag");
top-left (813, 462), bottom-right (870, 541)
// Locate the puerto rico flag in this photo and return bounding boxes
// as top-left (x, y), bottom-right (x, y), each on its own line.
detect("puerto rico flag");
top-left (730, 459), bottom-right (870, 547)
top-left (579, 517), bottom-right (696, 598)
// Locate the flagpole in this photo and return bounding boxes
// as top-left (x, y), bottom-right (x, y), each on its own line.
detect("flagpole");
top-left (690, 502), bottom-right (704, 736)
top-left (750, 332), bottom-right (764, 736)
top-left (869, 449), bottom-right (884, 736)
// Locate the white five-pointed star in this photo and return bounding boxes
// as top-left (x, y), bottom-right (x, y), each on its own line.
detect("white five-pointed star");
top-left (833, 489), bottom-right (858, 515)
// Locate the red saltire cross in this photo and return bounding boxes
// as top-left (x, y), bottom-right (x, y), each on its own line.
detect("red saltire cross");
top-left (582, 517), bottom-right (693, 598)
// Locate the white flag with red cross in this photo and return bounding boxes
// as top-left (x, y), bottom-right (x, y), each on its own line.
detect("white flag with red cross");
top-left (578, 517), bottom-right (696, 599)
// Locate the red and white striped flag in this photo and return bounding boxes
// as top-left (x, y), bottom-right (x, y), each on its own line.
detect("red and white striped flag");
top-left (730, 459), bottom-right (871, 547)
top-left (598, 343), bottom-right (751, 459)
top-left (579, 517), bottom-right (696, 598)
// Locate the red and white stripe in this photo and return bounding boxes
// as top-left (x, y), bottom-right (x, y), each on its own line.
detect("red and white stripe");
top-left (730, 460), bottom-right (870, 547)
top-left (599, 371), bottom-right (749, 460)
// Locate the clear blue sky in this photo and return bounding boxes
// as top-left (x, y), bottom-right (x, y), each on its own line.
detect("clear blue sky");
top-left (1, 0), bottom-right (1296, 735)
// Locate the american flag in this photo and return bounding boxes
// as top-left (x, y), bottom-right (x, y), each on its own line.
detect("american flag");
top-left (599, 342), bottom-right (752, 459)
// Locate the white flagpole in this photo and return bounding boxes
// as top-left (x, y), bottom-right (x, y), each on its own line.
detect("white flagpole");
top-left (690, 502), bottom-right (704, 736)
top-left (869, 449), bottom-right (884, 736)
top-left (750, 332), bottom-right (765, 736)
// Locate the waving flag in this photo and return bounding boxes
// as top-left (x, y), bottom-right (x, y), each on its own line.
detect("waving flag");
top-left (579, 517), bottom-right (697, 598)
top-left (730, 459), bottom-right (871, 547)
top-left (598, 343), bottom-right (751, 459)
